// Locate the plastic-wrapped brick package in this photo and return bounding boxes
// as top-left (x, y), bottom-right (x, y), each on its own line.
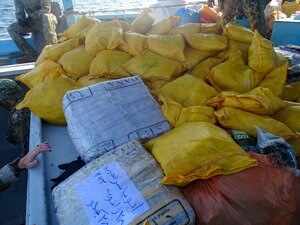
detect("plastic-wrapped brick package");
top-left (62, 75), bottom-right (171, 162)
top-left (52, 141), bottom-right (195, 225)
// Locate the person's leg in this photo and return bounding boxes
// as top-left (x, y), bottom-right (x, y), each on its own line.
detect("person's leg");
top-left (8, 108), bottom-right (30, 157)
top-left (242, 0), bottom-right (268, 37)
top-left (32, 31), bottom-right (46, 55)
top-left (7, 22), bottom-right (38, 59)
top-left (41, 13), bottom-right (58, 45)
top-left (207, 0), bottom-right (215, 7)
top-left (236, 3), bottom-right (245, 19)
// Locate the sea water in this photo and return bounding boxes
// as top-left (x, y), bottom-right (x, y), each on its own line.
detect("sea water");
top-left (0, 0), bottom-right (157, 39)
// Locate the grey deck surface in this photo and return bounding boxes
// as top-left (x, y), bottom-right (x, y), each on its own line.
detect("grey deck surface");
top-left (0, 62), bottom-right (34, 77)
top-left (26, 114), bottom-right (78, 225)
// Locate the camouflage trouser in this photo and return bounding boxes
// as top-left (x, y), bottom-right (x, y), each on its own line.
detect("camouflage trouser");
top-left (0, 165), bottom-right (18, 193)
top-left (7, 13), bottom-right (58, 59)
top-left (7, 107), bottom-right (30, 156)
top-left (219, 0), bottom-right (271, 37)
top-left (0, 179), bottom-right (9, 192)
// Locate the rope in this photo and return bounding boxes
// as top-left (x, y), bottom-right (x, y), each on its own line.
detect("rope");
top-left (63, 0), bottom-right (208, 18)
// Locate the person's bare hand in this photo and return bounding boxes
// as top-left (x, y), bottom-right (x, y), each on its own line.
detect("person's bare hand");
top-left (18, 141), bottom-right (52, 169)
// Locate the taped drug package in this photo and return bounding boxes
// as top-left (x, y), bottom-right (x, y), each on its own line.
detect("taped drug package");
top-left (52, 141), bottom-right (195, 225)
top-left (63, 76), bottom-right (171, 162)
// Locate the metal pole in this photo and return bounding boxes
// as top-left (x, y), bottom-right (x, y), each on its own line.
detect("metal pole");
top-left (62, 0), bottom-right (76, 26)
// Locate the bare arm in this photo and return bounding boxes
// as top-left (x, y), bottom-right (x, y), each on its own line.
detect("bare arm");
top-left (0, 141), bottom-right (51, 192)
top-left (18, 141), bottom-right (52, 169)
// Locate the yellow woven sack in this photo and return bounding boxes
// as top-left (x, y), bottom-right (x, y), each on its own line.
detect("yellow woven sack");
top-left (35, 45), bottom-right (51, 65)
top-left (72, 23), bottom-right (98, 45)
top-left (144, 79), bottom-right (169, 90)
top-left (169, 23), bottom-right (201, 35)
top-left (85, 20), bottom-right (124, 56)
top-left (282, 1), bottom-right (300, 17)
top-left (209, 56), bottom-right (260, 93)
top-left (160, 95), bottom-right (216, 127)
top-left (143, 220), bottom-right (151, 225)
top-left (214, 107), bottom-right (297, 140)
top-left (183, 47), bottom-right (214, 70)
top-left (58, 15), bottom-right (99, 42)
top-left (224, 22), bottom-right (254, 44)
top-left (117, 19), bottom-right (132, 32)
top-left (146, 34), bottom-right (186, 62)
top-left (185, 33), bottom-right (228, 51)
top-left (199, 23), bottom-right (223, 34)
top-left (123, 50), bottom-right (183, 81)
top-left (118, 31), bottom-right (147, 56)
top-left (35, 38), bottom-right (81, 66)
top-left (89, 49), bottom-right (132, 78)
top-left (147, 16), bottom-right (179, 35)
top-left (155, 73), bottom-right (218, 107)
top-left (275, 106), bottom-right (300, 133)
top-left (144, 122), bottom-right (258, 186)
top-left (248, 30), bottom-right (280, 74)
top-left (16, 63), bottom-right (80, 125)
top-left (16, 62), bottom-right (47, 88)
top-left (282, 81), bottom-right (300, 102)
top-left (259, 62), bottom-right (288, 97)
top-left (190, 56), bottom-right (225, 81)
top-left (206, 87), bottom-right (288, 116)
top-left (58, 45), bottom-right (94, 80)
top-left (287, 136), bottom-right (300, 157)
top-left (131, 8), bottom-right (155, 34)
top-left (276, 52), bottom-right (289, 66)
top-left (224, 39), bottom-right (250, 64)
top-left (77, 76), bottom-right (109, 87)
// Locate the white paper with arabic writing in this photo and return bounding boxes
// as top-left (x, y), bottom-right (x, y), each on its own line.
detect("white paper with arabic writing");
top-left (76, 161), bottom-right (150, 225)
top-left (52, 141), bottom-right (195, 225)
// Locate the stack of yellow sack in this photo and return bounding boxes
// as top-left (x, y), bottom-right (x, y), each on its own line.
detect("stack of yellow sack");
top-left (15, 11), bottom-right (224, 125)
top-left (16, 9), bottom-right (300, 173)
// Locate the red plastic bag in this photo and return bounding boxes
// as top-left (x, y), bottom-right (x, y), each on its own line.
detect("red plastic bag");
top-left (199, 5), bottom-right (220, 23)
top-left (180, 152), bottom-right (300, 225)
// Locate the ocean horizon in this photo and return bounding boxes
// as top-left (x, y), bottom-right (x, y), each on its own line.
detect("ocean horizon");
top-left (0, 0), bottom-right (158, 39)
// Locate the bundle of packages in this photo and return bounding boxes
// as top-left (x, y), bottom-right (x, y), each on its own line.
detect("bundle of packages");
top-left (14, 12), bottom-right (226, 124)
top-left (15, 11), bottom-right (300, 166)
top-left (62, 76), bottom-right (171, 162)
top-left (52, 141), bottom-right (196, 225)
top-left (13, 9), bottom-right (300, 223)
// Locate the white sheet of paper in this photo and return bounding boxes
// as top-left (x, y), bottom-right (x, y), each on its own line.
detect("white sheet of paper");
top-left (76, 161), bottom-right (150, 225)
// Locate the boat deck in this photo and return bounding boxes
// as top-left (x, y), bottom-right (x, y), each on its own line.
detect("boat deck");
top-left (26, 115), bottom-right (78, 225)
top-left (0, 62), bottom-right (34, 78)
